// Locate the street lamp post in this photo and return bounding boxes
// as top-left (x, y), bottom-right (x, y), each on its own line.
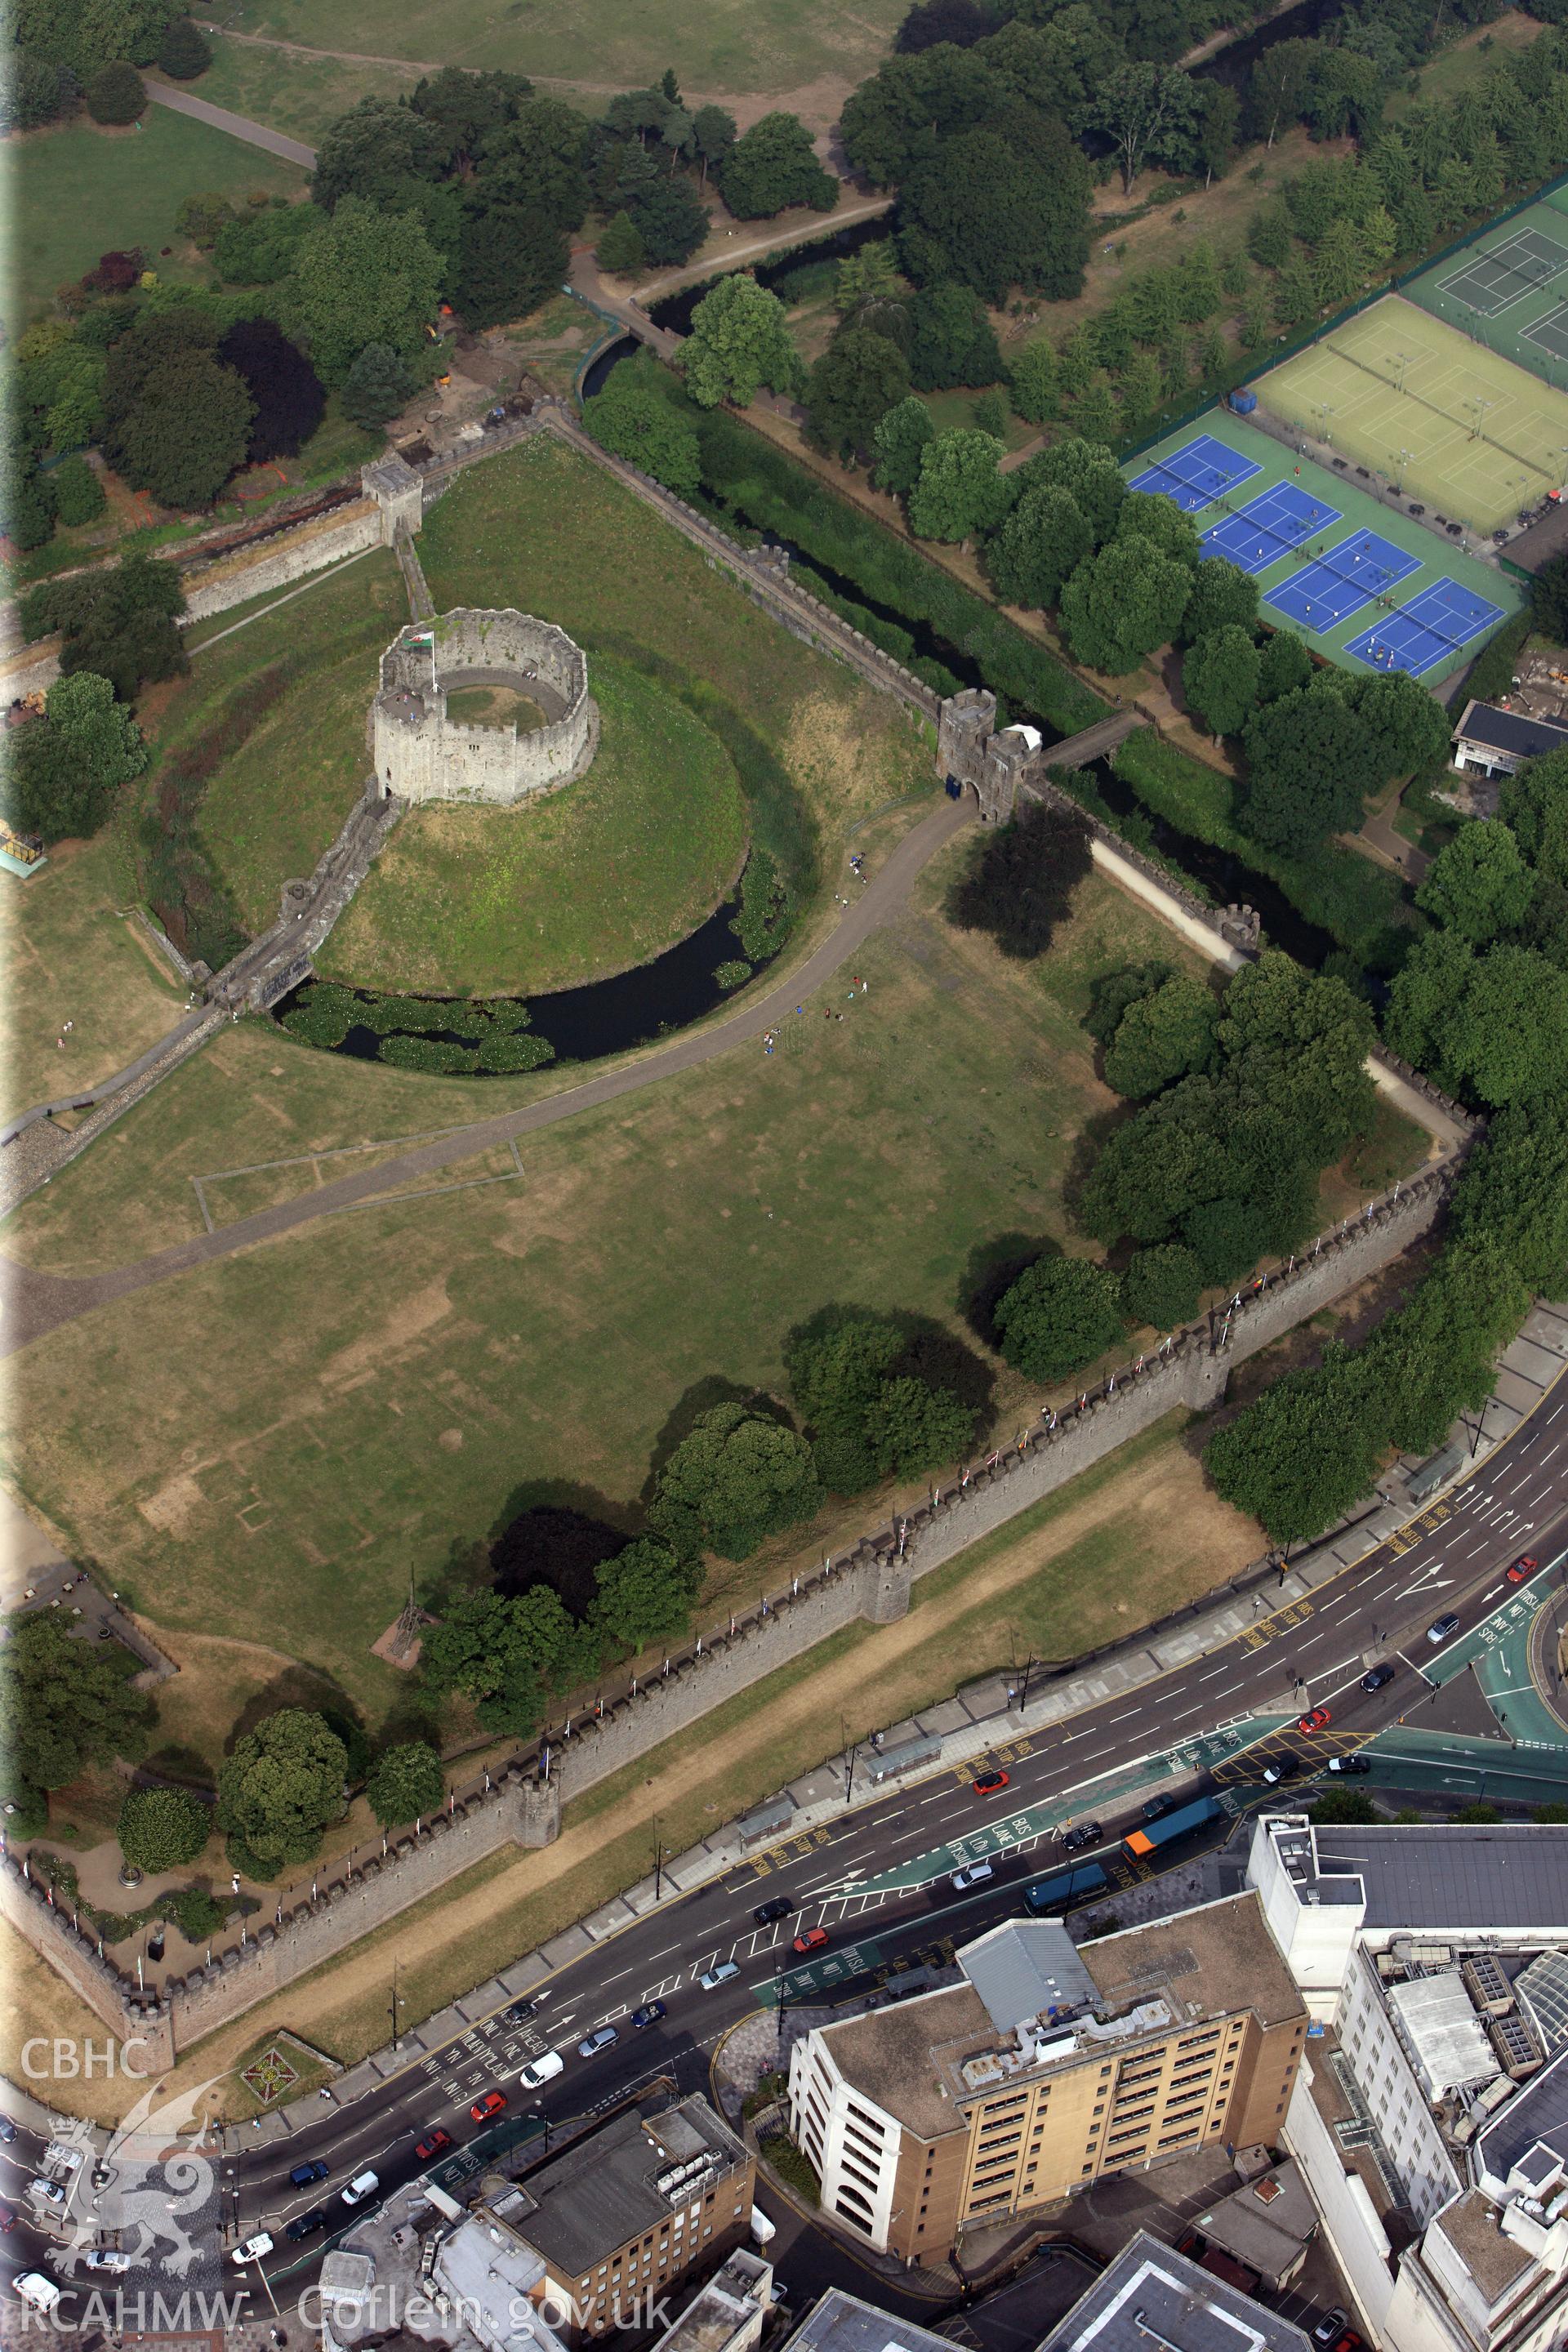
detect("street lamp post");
top-left (653, 1815), bottom-right (665, 1902)
top-left (841, 1717), bottom-right (858, 1807)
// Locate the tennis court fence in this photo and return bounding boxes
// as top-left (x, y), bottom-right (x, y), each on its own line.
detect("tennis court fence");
top-left (1295, 335), bottom-right (1553, 489)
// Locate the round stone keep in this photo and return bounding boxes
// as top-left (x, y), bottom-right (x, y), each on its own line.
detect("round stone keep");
top-left (371, 608), bottom-right (599, 805)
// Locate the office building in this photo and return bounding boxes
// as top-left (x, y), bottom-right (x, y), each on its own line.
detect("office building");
top-left (1249, 1815), bottom-right (1568, 2352)
top-left (786, 1895), bottom-right (1307, 2264)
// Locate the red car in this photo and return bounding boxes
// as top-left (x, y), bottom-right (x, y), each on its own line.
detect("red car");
top-left (0, 2198), bottom-right (15, 2234)
top-left (414, 2129), bottom-right (452, 2163)
top-left (973, 1769), bottom-right (1011, 1796)
top-left (1298, 1707), bottom-right (1332, 1735)
top-left (470, 2091), bottom-right (506, 2123)
top-left (1508, 1555), bottom-right (1538, 1584)
top-left (792, 1927), bottom-right (830, 1955)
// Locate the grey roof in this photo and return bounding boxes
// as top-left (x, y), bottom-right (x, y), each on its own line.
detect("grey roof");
top-left (507, 2096), bottom-right (747, 2278)
top-left (1040, 2231), bottom-right (1314, 2352)
top-left (1387, 1971), bottom-right (1495, 2099)
top-left (958, 1919), bottom-right (1097, 2033)
top-left (1311, 1827), bottom-right (1568, 1932)
top-left (782, 2287), bottom-right (957, 2352)
top-left (1455, 702), bottom-right (1568, 759)
top-left (1519, 1950), bottom-right (1568, 2052)
top-left (1477, 2043), bottom-right (1568, 2189)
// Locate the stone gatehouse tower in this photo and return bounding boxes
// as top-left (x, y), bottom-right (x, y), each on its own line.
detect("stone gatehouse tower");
top-left (938, 688), bottom-right (1048, 823)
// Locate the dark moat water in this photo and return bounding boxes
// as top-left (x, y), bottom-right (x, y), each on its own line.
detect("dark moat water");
top-left (280, 881), bottom-right (773, 1073)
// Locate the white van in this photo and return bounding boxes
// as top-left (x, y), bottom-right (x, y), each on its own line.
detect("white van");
top-left (16, 2273), bottom-right (63, 2313)
top-left (341, 2171), bottom-right (380, 2207)
top-left (518, 2050), bottom-right (564, 2091)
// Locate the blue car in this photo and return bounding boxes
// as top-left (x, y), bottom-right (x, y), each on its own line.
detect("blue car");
top-left (289, 2160), bottom-right (329, 2188)
top-left (630, 2002), bottom-right (666, 2029)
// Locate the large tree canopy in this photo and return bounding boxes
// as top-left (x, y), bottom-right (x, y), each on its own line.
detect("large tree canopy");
top-left (582, 364), bottom-right (701, 492)
top-left (2, 1614), bottom-right (154, 1801)
top-left (683, 274), bottom-right (802, 408)
top-left (898, 125), bottom-right (1090, 303)
top-left (287, 198), bottom-right (443, 385)
top-left (719, 112), bottom-right (836, 216)
top-left (648, 1401), bottom-right (823, 1561)
top-left (216, 1708), bottom-right (347, 1874)
top-left (804, 326), bottom-right (911, 460)
top-left (1060, 532), bottom-right (1192, 673)
top-left (994, 1254), bottom-right (1124, 1383)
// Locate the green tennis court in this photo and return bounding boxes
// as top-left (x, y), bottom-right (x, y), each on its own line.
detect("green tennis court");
top-left (1256, 295), bottom-right (1568, 532)
top-left (1403, 197), bottom-right (1568, 395)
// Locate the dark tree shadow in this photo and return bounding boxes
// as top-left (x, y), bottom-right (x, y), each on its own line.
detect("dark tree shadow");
top-left (886, 1311), bottom-right (996, 1423)
top-left (641, 1374), bottom-right (775, 1499)
top-left (229, 1666), bottom-right (363, 1754)
top-left (960, 1232), bottom-right (1061, 1352)
top-left (492, 1505), bottom-right (629, 1619)
top-left (1059, 1102), bottom-right (1132, 1232)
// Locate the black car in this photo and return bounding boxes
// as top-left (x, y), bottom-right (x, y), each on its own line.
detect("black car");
top-left (1327, 1754), bottom-right (1370, 1775)
top-left (0, 2119), bottom-right (15, 2145)
top-left (501, 1999), bottom-right (538, 2026)
top-left (285, 2207), bottom-right (329, 2242)
top-left (630, 2002), bottom-right (667, 2029)
top-left (1361, 1664), bottom-right (1396, 1693)
top-left (1062, 1822), bottom-right (1102, 1853)
top-left (754, 1896), bottom-right (792, 1927)
top-left (1262, 1753), bottom-right (1300, 1785)
top-left (1142, 1796), bottom-right (1174, 1824)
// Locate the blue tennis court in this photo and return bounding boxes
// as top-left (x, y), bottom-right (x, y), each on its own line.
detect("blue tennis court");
top-left (1344, 578), bottom-right (1507, 676)
top-left (1200, 481), bottom-right (1342, 575)
top-left (1129, 433), bottom-right (1262, 513)
top-left (1263, 530), bottom-right (1421, 630)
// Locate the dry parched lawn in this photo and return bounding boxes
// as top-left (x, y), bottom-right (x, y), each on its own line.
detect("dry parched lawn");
top-left (2, 855), bottom-right (1205, 1724)
top-left (2, 831), bottom-right (185, 1125)
top-left (320, 653), bottom-right (748, 996)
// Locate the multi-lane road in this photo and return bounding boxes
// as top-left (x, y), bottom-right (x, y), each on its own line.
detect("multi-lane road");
top-left (6, 1372), bottom-right (1568, 2314)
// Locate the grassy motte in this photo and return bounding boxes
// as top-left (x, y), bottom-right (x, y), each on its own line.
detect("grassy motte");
top-left (321, 656), bottom-right (747, 996)
top-left (145, 551), bottom-right (408, 939)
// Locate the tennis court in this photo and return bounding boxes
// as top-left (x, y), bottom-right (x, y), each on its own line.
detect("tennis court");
top-left (1263, 529), bottom-right (1421, 630)
top-left (1128, 432), bottom-right (1261, 511)
top-left (1124, 408), bottom-right (1522, 684)
top-left (1343, 577), bottom-right (1506, 677)
top-left (1200, 480), bottom-right (1341, 573)
top-left (1255, 294), bottom-right (1568, 532)
top-left (1439, 224), bottom-right (1568, 318)
top-left (1403, 197), bottom-right (1568, 396)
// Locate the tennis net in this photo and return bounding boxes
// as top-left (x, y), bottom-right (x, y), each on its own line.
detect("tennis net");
top-left (1320, 336), bottom-right (1553, 488)
top-left (1139, 452), bottom-right (1236, 503)
top-left (1451, 247), bottom-right (1564, 306)
top-left (1210, 499), bottom-right (1307, 563)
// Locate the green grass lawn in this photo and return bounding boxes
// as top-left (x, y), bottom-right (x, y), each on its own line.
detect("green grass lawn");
top-left (221, 0), bottom-right (905, 103)
top-left (7, 109), bottom-right (307, 336)
top-left (321, 654), bottom-right (749, 994)
top-left (153, 551), bottom-right (408, 937)
top-left (2, 831), bottom-right (186, 1125)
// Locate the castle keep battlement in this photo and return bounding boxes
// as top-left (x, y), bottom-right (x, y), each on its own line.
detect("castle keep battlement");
top-left (372, 607), bottom-right (599, 806)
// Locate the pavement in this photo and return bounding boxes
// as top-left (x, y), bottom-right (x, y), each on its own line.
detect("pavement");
top-left (9, 1306), bottom-right (1567, 2324)
top-left (144, 75), bottom-right (317, 167)
top-left (0, 793), bottom-right (973, 1357)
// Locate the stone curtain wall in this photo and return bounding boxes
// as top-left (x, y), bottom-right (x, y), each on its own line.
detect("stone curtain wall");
top-left (180, 500), bottom-right (384, 624)
top-left (0, 1166), bottom-right (1461, 2059)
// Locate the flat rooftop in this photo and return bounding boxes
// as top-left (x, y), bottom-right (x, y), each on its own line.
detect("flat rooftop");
top-left (1081, 1892), bottom-right (1304, 2030)
top-left (1477, 2041), bottom-right (1568, 2186)
top-left (499, 2096), bottom-right (748, 2278)
top-left (1429, 2191), bottom-right (1535, 2305)
top-left (819, 1895), bottom-right (1303, 2136)
top-left (1040, 2230), bottom-right (1313, 2352)
top-left (1308, 1826), bottom-right (1568, 1933)
top-left (782, 2287), bottom-right (957, 2352)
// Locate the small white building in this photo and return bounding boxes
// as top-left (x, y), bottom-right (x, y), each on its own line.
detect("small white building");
top-left (1451, 699), bottom-right (1568, 778)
